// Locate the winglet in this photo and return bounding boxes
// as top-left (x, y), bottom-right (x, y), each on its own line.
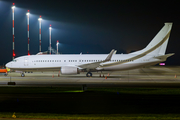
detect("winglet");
top-left (114, 50), bottom-right (117, 54)
top-left (105, 49), bottom-right (115, 61)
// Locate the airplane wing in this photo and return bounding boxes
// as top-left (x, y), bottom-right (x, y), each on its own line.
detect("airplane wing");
top-left (78, 49), bottom-right (115, 69)
top-left (154, 53), bottom-right (175, 60)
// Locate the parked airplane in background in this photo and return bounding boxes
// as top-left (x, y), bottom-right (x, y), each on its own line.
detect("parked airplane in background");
top-left (6, 23), bottom-right (174, 77)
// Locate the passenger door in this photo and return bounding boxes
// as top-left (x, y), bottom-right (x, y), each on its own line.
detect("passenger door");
top-left (24, 57), bottom-right (28, 66)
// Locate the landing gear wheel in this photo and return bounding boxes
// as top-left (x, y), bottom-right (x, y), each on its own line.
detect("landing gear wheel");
top-left (21, 73), bottom-right (25, 77)
top-left (86, 72), bottom-right (92, 77)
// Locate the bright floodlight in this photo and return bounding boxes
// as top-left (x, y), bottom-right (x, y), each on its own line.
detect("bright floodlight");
top-left (26, 12), bottom-right (30, 15)
top-left (56, 41), bottom-right (59, 45)
top-left (11, 6), bottom-right (15, 9)
top-left (49, 27), bottom-right (52, 30)
top-left (38, 18), bottom-right (42, 21)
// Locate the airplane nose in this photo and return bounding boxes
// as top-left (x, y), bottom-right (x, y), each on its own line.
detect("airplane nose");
top-left (5, 62), bottom-right (11, 68)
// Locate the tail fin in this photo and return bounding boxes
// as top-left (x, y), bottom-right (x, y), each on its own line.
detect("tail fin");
top-left (145, 23), bottom-right (173, 55)
top-left (131, 23), bottom-right (173, 56)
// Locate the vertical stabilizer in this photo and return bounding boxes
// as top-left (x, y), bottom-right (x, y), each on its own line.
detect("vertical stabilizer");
top-left (145, 23), bottom-right (173, 55)
top-left (158, 34), bottom-right (170, 55)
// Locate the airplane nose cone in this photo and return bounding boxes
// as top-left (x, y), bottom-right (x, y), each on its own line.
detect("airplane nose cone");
top-left (5, 62), bottom-right (11, 68)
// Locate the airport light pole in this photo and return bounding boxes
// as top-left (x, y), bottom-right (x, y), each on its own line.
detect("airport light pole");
top-left (49, 25), bottom-right (52, 54)
top-left (38, 16), bottom-right (42, 52)
top-left (12, 3), bottom-right (15, 59)
top-left (26, 10), bottom-right (30, 55)
top-left (56, 40), bottom-right (59, 54)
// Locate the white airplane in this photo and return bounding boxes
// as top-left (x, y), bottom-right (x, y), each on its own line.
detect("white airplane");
top-left (6, 23), bottom-right (174, 77)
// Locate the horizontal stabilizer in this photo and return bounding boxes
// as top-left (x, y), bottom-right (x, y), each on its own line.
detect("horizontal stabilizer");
top-left (154, 53), bottom-right (175, 60)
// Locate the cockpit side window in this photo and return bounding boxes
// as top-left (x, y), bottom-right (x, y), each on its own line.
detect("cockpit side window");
top-left (13, 60), bottom-right (17, 62)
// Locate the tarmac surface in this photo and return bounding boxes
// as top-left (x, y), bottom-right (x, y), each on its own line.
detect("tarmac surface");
top-left (0, 66), bottom-right (180, 87)
top-left (0, 66), bottom-right (180, 117)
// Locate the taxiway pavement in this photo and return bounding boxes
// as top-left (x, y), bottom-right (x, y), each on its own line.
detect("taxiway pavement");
top-left (0, 66), bottom-right (180, 87)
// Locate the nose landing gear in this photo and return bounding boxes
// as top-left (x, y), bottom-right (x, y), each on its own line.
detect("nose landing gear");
top-left (21, 73), bottom-right (25, 77)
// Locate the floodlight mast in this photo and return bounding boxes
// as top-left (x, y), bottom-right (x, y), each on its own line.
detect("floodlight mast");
top-left (12, 3), bottom-right (15, 60)
top-left (49, 25), bottom-right (52, 54)
top-left (38, 16), bottom-right (42, 52)
top-left (56, 40), bottom-right (59, 54)
top-left (26, 10), bottom-right (30, 55)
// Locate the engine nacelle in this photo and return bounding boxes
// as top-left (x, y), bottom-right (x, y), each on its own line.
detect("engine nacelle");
top-left (61, 66), bottom-right (80, 75)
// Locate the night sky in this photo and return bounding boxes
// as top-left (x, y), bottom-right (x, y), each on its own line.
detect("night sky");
top-left (0, 0), bottom-right (179, 65)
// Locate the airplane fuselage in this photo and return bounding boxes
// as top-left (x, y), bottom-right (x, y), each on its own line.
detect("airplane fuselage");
top-left (6, 54), bottom-right (163, 72)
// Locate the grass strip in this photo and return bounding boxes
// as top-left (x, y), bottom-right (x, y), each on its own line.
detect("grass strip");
top-left (0, 87), bottom-right (180, 95)
top-left (1, 113), bottom-right (180, 120)
top-left (88, 87), bottom-right (180, 95)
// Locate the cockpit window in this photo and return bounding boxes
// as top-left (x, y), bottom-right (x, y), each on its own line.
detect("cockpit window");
top-left (13, 60), bottom-right (17, 62)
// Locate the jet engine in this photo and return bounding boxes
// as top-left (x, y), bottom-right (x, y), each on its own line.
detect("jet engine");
top-left (61, 66), bottom-right (80, 75)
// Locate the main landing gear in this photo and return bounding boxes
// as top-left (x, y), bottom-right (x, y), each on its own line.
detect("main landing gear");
top-left (21, 73), bottom-right (25, 77)
top-left (86, 72), bottom-right (92, 77)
